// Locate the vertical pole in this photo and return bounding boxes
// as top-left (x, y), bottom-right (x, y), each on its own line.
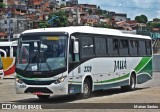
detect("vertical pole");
top-left (8, 18), bottom-right (10, 41)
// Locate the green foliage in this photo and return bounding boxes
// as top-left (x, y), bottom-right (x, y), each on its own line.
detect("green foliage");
top-left (0, 3), bottom-right (5, 8)
top-left (147, 22), bottom-right (160, 28)
top-left (48, 10), bottom-right (69, 27)
top-left (94, 22), bottom-right (111, 28)
top-left (38, 22), bottom-right (50, 28)
top-left (135, 14), bottom-right (148, 23)
top-left (60, 4), bottom-right (65, 8)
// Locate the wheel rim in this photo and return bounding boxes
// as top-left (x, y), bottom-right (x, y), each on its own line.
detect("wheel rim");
top-left (131, 76), bottom-right (135, 89)
top-left (83, 83), bottom-right (89, 94)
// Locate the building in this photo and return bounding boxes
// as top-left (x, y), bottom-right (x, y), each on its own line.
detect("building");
top-left (0, 18), bottom-right (29, 39)
top-left (61, 6), bottom-right (80, 25)
top-left (67, 0), bottom-right (78, 6)
top-left (81, 15), bottom-right (100, 26)
top-left (112, 13), bottom-right (127, 22)
top-left (56, 0), bottom-right (66, 6)
top-left (0, 32), bottom-right (7, 39)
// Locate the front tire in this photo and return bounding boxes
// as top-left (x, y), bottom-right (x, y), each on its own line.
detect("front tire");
top-left (121, 74), bottom-right (136, 91)
top-left (81, 79), bottom-right (92, 98)
top-left (37, 95), bottom-right (50, 100)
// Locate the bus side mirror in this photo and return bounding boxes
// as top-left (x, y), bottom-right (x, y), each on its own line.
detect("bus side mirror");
top-left (74, 41), bottom-right (79, 54)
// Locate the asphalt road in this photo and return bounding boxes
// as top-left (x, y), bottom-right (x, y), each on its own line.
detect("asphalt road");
top-left (0, 72), bottom-right (160, 112)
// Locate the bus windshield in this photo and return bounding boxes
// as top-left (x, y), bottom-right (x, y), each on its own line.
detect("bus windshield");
top-left (16, 35), bottom-right (68, 71)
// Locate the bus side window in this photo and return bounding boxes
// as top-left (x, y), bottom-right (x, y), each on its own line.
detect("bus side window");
top-left (146, 41), bottom-right (152, 56)
top-left (80, 36), bottom-right (94, 59)
top-left (113, 38), bottom-right (119, 56)
top-left (129, 40), bottom-right (138, 56)
top-left (119, 39), bottom-right (129, 56)
top-left (108, 38), bottom-right (113, 56)
top-left (139, 40), bottom-right (146, 56)
top-left (94, 37), bottom-right (107, 56)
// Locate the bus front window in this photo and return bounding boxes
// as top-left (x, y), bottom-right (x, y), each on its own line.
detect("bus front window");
top-left (16, 35), bottom-right (67, 71)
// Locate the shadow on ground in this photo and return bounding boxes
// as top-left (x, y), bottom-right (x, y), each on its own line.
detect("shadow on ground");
top-left (11, 87), bottom-right (149, 104)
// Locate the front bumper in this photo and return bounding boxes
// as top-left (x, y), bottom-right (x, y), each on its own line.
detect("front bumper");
top-left (15, 79), bottom-right (68, 95)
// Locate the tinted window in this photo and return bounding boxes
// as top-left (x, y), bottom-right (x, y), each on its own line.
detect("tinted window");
top-left (94, 37), bottom-right (107, 56)
top-left (129, 40), bottom-right (138, 56)
top-left (113, 39), bottom-right (119, 56)
top-left (81, 36), bottom-right (94, 58)
top-left (146, 41), bottom-right (152, 56)
top-left (108, 38), bottom-right (113, 56)
top-left (139, 40), bottom-right (146, 56)
top-left (119, 39), bottom-right (129, 56)
top-left (107, 38), bottom-right (119, 56)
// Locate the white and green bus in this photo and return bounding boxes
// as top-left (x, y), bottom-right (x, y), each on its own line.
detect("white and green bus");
top-left (15, 26), bottom-right (152, 99)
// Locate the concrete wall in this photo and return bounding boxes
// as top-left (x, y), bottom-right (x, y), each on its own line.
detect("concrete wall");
top-left (153, 54), bottom-right (160, 72)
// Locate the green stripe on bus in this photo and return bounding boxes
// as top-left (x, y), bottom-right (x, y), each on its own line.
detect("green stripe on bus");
top-left (94, 57), bottom-right (152, 84)
top-left (134, 57), bottom-right (151, 73)
top-left (17, 74), bottom-right (43, 80)
top-left (68, 81), bottom-right (82, 83)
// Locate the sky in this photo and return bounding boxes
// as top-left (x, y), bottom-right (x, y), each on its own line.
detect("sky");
top-left (79, 0), bottom-right (160, 21)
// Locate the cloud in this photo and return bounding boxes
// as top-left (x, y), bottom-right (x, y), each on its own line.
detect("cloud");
top-left (118, 3), bottom-right (122, 7)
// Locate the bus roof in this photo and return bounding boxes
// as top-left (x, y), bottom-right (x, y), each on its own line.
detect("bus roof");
top-left (22, 26), bottom-right (151, 40)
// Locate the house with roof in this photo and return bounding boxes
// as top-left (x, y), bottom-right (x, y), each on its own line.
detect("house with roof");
top-left (112, 13), bottom-right (127, 22)
top-left (66, 0), bottom-right (78, 6)
top-left (81, 15), bottom-right (100, 26)
top-left (0, 32), bottom-right (7, 39)
top-left (56, 0), bottom-right (66, 6)
top-left (61, 6), bottom-right (81, 25)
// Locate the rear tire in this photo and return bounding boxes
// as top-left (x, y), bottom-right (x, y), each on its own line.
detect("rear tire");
top-left (80, 78), bottom-right (92, 99)
top-left (121, 74), bottom-right (136, 91)
top-left (37, 95), bottom-right (50, 100)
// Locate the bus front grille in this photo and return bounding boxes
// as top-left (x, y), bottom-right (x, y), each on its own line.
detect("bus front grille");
top-left (24, 87), bottom-right (53, 94)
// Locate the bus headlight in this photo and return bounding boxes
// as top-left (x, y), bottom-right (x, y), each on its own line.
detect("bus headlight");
top-left (55, 76), bottom-right (66, 84)
top-left (16, 78), bottom-right (23, 84)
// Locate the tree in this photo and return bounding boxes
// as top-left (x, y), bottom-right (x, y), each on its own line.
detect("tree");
top-left (0, 3), bottom-right (5, 8)
top-left (48, 10), bottom-right (69, 27)
top-left (135, 14), bottom-right (148, 23)
top-left (38, 22), bottom-right (50, 28)
top-left (147, 22), bottom-right (160, 28)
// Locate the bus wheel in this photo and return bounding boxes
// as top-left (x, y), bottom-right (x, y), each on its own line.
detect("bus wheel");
top-left (37, 95), bottom-right (50, 100)
top-left (121, 74), bottom-right (136, 91)
top-left (81, 78), bottom-right (92, 98)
